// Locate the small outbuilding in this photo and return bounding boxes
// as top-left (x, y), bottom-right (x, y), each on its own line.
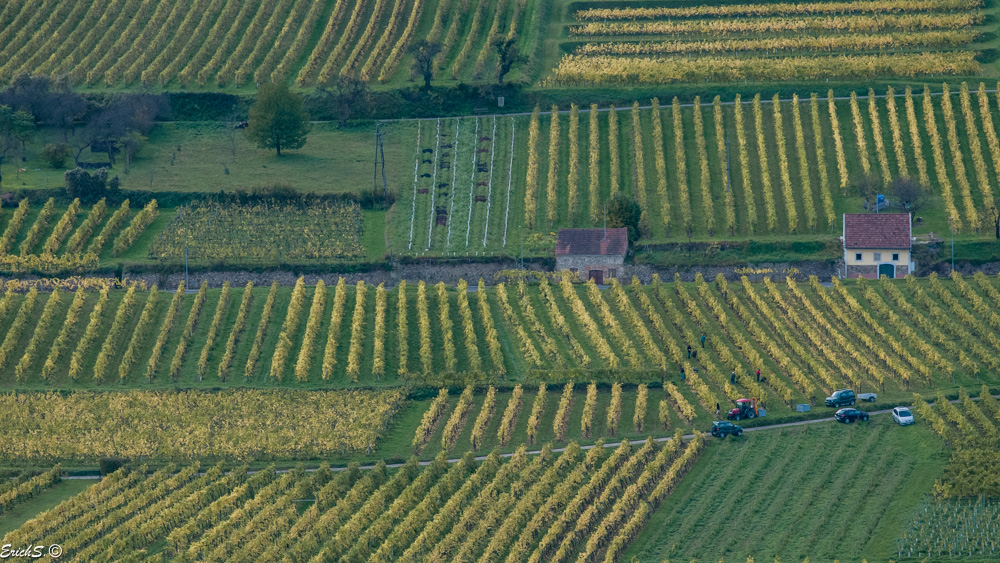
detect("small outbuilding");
top-left (842, 213), bottom-right (913, 279)
top-left (555, 228), bottom-right (627, 284)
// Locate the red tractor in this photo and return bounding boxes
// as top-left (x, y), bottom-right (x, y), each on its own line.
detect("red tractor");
top-left (727, 398), bottom-right (758, 420)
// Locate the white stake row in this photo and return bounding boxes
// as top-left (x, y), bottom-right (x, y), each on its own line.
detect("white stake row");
top-left (426, 118), bottom-right (441, 250)
top-left (464, 118), bottom-right (480, 248)
top-left (446, 118), bottom-right (461, 248)
top-left (502, 119), bottom-right (516, 248)
top-left (482, 116), bottom-right (498, 247)
top-left (407, 121), bottom-right (421, 250)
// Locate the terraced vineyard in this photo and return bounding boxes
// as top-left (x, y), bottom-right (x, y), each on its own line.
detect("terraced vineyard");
top-left (390, 84), bottom-right (1000, 257)
top-left (147, 200), bottom-right (365, 262)
top-left (553, 0), bottom-right (985, 85)
top-left (4, 0), bottom-right (999, 559)
top-left (0, 273), bottom-right (998, 408)
top-left (0, 198), bottom-right (156, 273)
top-left (0, 0), bottom-right (544, 88)
top-left (0, 466), bottom-right (62, 515)
top-left (408, 383), bottom-right (696, 458)
top-left (898, 386), bottom-right (1000, 558)
top-left (0, 432), bottom-right (704, 562)
top-left (0, 389), bottom-right (405, 462)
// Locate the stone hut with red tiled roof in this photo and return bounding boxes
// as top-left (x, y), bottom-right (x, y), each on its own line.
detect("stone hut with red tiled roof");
top-left (555, 228), bottom-right (627, 284)
top-left (842, 213), bottom-right (913, 279)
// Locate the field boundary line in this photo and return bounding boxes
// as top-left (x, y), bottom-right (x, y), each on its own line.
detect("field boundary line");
top-left (366, 88), bottom-right (1000, 124)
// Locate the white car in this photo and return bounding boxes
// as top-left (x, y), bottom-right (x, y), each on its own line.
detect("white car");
top-left (892, 407), bottom-right (915, 426)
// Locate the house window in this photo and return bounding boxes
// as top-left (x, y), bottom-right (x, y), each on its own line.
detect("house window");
top-left (892, 253), bottom-right (899, 261)
top-left (609, 269), bottom-right (617, 279)
top-left (873, 252), bottom-right (882, 261)
top-left (570, 268), bottom-right (578, 274)
top-left (855, 253), bottom-right (862, 261)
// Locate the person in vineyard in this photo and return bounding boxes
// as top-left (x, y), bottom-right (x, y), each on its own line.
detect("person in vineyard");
top-left (731, 371), bottom-right (736, 384)
top-left (687, 344), bottom-right (692, 358)
top-left (680, 367), bottom-right (685, 381)
top-left (756, 368), bottom-right (761, 382)
top-left (701, 333), bottom-right (706, 348)
top-left (715, 402), bottom-right (720, 419)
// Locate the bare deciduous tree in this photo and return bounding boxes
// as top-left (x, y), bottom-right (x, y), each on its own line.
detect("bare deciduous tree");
top-left (888, 177), bottom-right (928, 214)
top-left (317, 76), bottom-right (369, 127)
top-left (853, 173), bottom-right (883, 212)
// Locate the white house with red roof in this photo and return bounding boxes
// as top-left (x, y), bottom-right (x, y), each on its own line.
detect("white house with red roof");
top-left (842, 213), bottom-right (913, 279)
top-left (555, 228), bottom-right (627, 284)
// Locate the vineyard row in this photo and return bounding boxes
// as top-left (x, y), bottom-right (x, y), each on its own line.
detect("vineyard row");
top-left (0, 198), bottom-right (155, 272)
top-left (0, 273), bottom-right (998, 407)
top-left (0, 0), bottom-right (541, 86)
top-left (400, 83), bottom-right (1000, 251)
top-left (2, 431), bottom-right (704, 562)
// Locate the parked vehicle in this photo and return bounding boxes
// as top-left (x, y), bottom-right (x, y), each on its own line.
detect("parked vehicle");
top-left (727, 398), bottom-right (758, 420)
top-left (857, 392), bottom-right (877, 403)
top-left (711, 420), bottom-right (743, 438)
top-left (892, 407), bottom-right (915, 426)
top-left (825, 389), bottom-right (856, 407)
top-left (834, 408), bottom-right (869, 423)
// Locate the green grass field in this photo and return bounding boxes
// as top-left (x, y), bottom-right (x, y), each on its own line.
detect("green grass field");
top-left (0, 479), bottom-right (93, 537)
top-left (5, 121), bottom-right (412, 195)
top-left (626, 416), bottom-right (948, 561)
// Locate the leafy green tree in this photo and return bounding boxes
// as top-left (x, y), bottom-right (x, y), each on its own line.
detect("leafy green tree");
top-left (64, 167), bottom-right (119, 203)
top-left (494, 35), bottom-right (527, 87)
top-left (0, 105), bottom-right (32, 186)
top-left (246, 83), bottom-right (310, 156)
top-left (41, 143), bottom-right (71, 168)
top-left (409, 40), bottom-right (441, 90)
top-left (115, 130), bottom-right (146, 173)
top-left (606, 193), bottom-right (642, 245)
top-left (0, 105), bottom-right (33, 158)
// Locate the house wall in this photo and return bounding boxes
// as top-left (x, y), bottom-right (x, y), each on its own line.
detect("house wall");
top-left (844, 249), bottom-right (910, 266)
top-left (845, 262), bottom-right (910, 279)
top-left (844, 248), bottom-right (912, 278)
top-left (555, 255), bottom-right (625, 280)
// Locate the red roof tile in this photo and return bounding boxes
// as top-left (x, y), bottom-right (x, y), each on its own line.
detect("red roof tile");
top-left (843, 213), bottom-right (911, 249)
top-left (555, 228), bottom-right (628, 256)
